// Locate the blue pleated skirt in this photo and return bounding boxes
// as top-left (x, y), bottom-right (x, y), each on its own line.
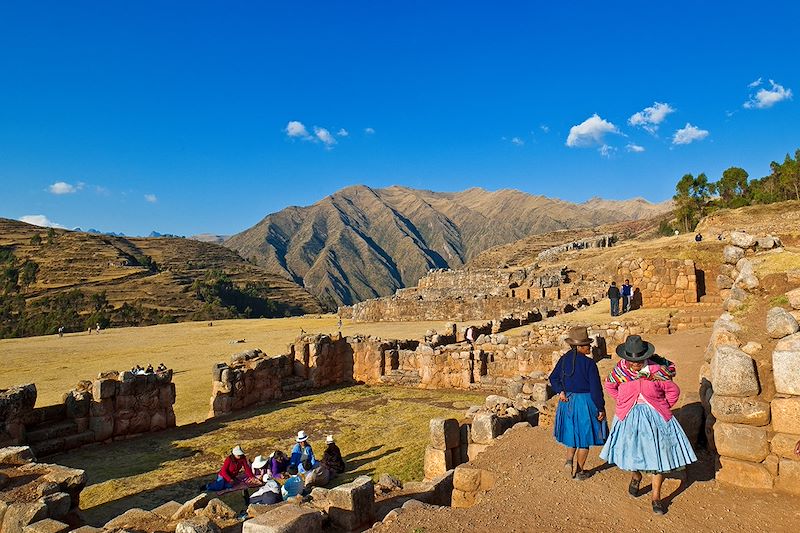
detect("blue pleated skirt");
top-left (553, 392), bottom-right (609, 449)
top-left (600, 403), bottom-right (697, 473)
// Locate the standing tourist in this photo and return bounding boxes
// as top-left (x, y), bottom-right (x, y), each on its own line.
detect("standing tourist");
top-left (548, 326), bottom-right (608, 480)
top-left (621, 279), bottom-right (632, 313)
top-left (600, 335), bottom-right (697, 515)
top-left (607, 282), bottom-right (621, 316)
top-left (465, 325), bottom-right (476, 347)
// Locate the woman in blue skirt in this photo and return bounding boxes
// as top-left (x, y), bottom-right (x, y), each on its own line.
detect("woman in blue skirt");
top-left (600, 335), bottom-right (697, 515)
top-left (548, 326), bottom-right (608, 480)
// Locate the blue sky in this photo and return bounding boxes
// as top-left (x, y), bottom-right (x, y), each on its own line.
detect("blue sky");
top-left (1, 1), bottom-right (799, 236)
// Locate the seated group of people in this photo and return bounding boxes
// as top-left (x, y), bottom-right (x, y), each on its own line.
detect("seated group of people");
top-left (203, 431), bottom-right (346, 505)
top-left (130, 363), bottom-right (167, 375)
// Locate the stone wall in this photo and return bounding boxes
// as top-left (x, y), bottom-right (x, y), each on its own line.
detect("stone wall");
top-left (0, 371), bottom-right (176, 457)
top-left (702, 233), bottom-right (800, 494)
top-left (615, 257), bottom-right (699, 307)
top-left (536, 234), bottom-right (616, 263)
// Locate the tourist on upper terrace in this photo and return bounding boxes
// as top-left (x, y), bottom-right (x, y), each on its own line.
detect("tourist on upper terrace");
top-left (607, 281), bottom-right (621, 316)
top-left (289, 430), bottom-right (317, 468)
top-left (322, 434), bottom-right (346, 475)
top-left (269, 450), bottom-right (290, 478)
top-left (204, 445), bottom-right (256, 492)
top-left (465, 326), bottom-right (476, 347)
top-left (621, 279), bottom-right (632, 313)
top-left (600, 335), bottom-right (697, 515)
top-left (281, 465), bottom-right (304, 500)
top-left (548, 326), bottom-right (608, 480)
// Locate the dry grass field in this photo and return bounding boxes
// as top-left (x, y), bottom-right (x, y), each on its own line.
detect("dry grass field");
top-left (0, 315), bottom-right (465, 424)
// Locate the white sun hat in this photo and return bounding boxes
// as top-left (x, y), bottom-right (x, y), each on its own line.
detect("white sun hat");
top-left (232, 445), bottom-right (245, 457)
top-left (296, 430), bottom-right (309, 443)
top-left (252, 455), bottom-right (268, 469)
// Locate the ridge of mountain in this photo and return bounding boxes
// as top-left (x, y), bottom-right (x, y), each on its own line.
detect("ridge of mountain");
top-left (224, 185), bottom-right (672, 309)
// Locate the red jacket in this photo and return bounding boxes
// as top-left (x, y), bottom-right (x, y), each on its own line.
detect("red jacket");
top-left (219, 455), bottom-right (253, 483)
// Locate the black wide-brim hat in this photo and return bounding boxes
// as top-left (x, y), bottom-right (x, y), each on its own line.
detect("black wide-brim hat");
top-left (615, 335), bottom-right (655, 362)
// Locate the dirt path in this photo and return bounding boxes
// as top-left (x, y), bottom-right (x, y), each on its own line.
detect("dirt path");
top-left (373, 327), bottom-right (800, 532)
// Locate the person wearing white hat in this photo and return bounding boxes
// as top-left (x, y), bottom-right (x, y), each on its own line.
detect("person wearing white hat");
top-left (204, 444), bottom-right (256, 492)
top-left (321, 435), bottom-right (346, 475)
top-left (289, 430), bottom-right (317, 468)
top-left (251, 455), bottom-right (269, 479)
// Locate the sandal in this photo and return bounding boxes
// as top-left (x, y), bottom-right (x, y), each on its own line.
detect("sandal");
top-left (628, 477), bottom-right (640, 497)
top-left (574, 470), bottom-right (591, 481)
top-left (652, 499), bottom-right (667, 515)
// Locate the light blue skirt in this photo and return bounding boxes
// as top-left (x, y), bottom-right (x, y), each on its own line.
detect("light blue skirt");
top-left (600, 403), bottom-right (697, 473)
top-left (553, 392), bottom-right (609, 449)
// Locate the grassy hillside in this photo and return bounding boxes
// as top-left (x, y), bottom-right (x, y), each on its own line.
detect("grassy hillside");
top-left (0, 218), bottom-right (323, 338)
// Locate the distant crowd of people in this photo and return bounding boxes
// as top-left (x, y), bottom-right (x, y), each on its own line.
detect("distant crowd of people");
top-left (202, 431), bottom-right (346, 510)
top-left (130, 363), bottom-right (168, 375)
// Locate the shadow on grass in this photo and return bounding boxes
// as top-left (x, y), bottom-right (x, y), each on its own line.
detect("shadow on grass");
top-left (50, 397), bottom-right (314, 485)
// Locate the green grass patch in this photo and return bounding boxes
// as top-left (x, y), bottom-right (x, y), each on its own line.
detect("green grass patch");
top-left (770, 295), bottom-right (790, 307)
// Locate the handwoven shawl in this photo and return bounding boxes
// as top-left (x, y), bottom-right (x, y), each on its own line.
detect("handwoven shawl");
top-left (607, 355), bottom-right (676, 384)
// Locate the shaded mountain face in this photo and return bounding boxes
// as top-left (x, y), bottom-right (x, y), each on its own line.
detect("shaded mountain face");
top-left (225, 186), bottom-right (671, 309)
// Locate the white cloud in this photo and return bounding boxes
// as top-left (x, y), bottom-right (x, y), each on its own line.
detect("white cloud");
top-left (748, 77), bottom-right (763, 88)
top-left (540, 124), bottom-right (550, 133)
top-left (48, 181), bottom-right (82, 195)
top-left (628, 102), bottom-right (675, 134)
top-left (511, 137), bottom-right (524, 146)
top-left (566, 114), bottom-right (620, 147)
top-left (314, 126), bottom-right (337, 147)
top-left (744, 79), bottom-right (793, 109)
top-left (285, 120), bottom-right (311, 139)
top-left (336, 128), bottom-right (349, 137)
top-left (626, 143), bottom-right (645, 153)
top-left (144, 194), bottom-right (158, 203)
top-left (19, 215), bottom-right (65, 228)
top-left (364, 127), bottom-right (375, 135)
top-left (598, 144), bottom-right (616, 158)
top-left (672, 123), bottom-right (709, 145)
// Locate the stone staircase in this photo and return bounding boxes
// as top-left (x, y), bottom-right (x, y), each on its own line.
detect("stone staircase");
top-left (22, 405), bottom-right (95, 457)
top-left (669, 303), bottom-right (722, 333)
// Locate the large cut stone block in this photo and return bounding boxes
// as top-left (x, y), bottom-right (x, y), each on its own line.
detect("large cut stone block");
top-left (92, 378), bottom-right (117, 400)
top-left (771, 433), bottom-right (800, 460)
top-left (423, 446), bottom-right (452, 480)
top-left (710, 395), bottom-right (770, 426)
top-left (2, 502), bottom-right (48, 533)
top-left (722, 245), bottom-right (745, 264)
top-left (771, 398), bottom-right (800, 434)
top-left (730, 232), bottom-right (757, 249)
top-left (776, 459), bottom-right (800, 495)
top-left (773, 333), bottom-right (800, 395)
top-left (767, 307), bottom-right (799, 339)
top-left (452, 466), bottom-right (481, 492)
top-left (242, 505), bottom-right (323, 533)
top-left (471, 413), bottom-right (501, 444)
top-left (717, 456), bottom-right (773, 489)
top-left (715, 422), bottom-right (769, 462)
top-left (325, 475), bottom-right (374, 531)
top-left (429, 418), bottom-right (459, 450)
top-left (710, 346), bottom-right (759, 397)
top-left (0, 446), bottom-right (36, 465)
top-left (22, 519), bottom-right (70, 533)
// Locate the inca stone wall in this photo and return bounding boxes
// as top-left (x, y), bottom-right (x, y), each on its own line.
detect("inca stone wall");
top-left (536, 234), bottom-right (616, 263)
top-left (616, 257), bottom-right (699, 307)
top-left (702, 233), bottom-right (800, 495)
top-left (0, 371), bottom-right (176, 457)
top-left (346, 266), bottom-right (606, 323)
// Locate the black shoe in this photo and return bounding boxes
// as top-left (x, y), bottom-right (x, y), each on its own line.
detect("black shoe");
top-left (574, 470), bottom-right (591, 481)
top-left (628, 477), bottom-right (640, 497)
top-left (652, 500), bottom-right (667, 515)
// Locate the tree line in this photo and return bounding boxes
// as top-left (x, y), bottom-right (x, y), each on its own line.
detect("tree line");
top-left (671, 148), bottom-right (800, 232)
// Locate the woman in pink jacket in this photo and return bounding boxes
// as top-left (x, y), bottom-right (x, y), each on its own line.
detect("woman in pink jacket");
top-left (599, 336), bottom-right (696, 515)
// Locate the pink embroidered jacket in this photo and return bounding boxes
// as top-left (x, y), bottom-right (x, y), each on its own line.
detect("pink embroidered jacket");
top-left (604, 364), bottom-right (681, 421)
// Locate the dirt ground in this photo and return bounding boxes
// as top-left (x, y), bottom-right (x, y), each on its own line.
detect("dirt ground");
top-left (372, 327), bottom-right (800, 533)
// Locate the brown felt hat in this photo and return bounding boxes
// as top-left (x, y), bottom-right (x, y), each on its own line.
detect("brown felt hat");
top-left (564, 326), bottom-right (592, 346)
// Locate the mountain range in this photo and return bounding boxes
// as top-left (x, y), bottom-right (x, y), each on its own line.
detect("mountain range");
top-left (224, 185), bottom-right (671, 309)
